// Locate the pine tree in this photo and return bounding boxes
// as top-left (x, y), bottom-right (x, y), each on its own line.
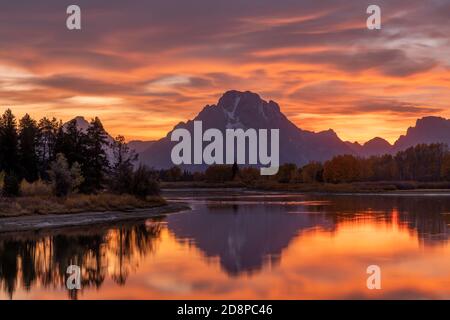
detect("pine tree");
top-left (55, 119), bottom-right (87, 166)
top-left (82, 117), bottom-right (110, 192)
top-left (0, 109), bottom-right (19, 174)
top-left (37, 117), bottom-right (60, 179)
top-left (18, 114), bottom-right (39, 182)
top-left (110, 135), bottom-right (137, 194)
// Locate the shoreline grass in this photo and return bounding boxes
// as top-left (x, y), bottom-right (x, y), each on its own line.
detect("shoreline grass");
top-left (161, 180), bottom-right (450, 193)
top-left (0, 193), bottom-right (166, 218)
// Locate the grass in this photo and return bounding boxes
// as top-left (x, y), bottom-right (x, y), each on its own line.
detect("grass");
top-left (161, 180), bottom-right (246, 189)
top-left (249, 180), bottom-right (450, 193)
top-left (0, 193), bottom-right (166, 217)
top-left (160, 180), bottom-right (450, 193)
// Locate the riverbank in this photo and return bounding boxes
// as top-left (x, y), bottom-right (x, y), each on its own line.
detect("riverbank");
top-left (0, 193), bottom-right (167, 218)
top-left (161, 180), bottom-right (450, 193)
top-left (0, 202), bottom-right (189, 233)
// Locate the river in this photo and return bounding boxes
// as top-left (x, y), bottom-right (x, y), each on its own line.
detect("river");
top-left (1, 189), bottom-right (450, 299)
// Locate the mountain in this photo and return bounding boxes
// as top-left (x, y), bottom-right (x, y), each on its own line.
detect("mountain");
top-left (64, 116), bottom-right (112, 140)
top-left (346, 137), bottom-right (392, 157)
top-left (139, 90), bottom-right (355, 170)
top-left (63, 116), bottom-right (115, 161)
top-left (65, 95), bottom-right (450, 171)
top-left (393, 116), bottom-right (450, 152)
top-left (346, 117), bottom-right (450, 157)
top-left (127, 140), bottom-right (155, 154)
top-left (64, 117), bottom-right (155, 162)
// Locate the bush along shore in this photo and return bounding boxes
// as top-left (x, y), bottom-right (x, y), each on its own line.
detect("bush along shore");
top-left (0, 110), bottom-right (163, 217)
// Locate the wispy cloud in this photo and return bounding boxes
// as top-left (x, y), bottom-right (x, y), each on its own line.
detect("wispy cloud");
top-left (0, 0), bottom-right (449, 142)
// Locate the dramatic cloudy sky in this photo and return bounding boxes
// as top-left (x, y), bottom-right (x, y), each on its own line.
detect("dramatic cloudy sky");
top-left (1, 0), bottom-right (449, 143)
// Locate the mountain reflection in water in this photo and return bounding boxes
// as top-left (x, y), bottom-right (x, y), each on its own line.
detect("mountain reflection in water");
top-left (1, 190), bottom-right (450, 299)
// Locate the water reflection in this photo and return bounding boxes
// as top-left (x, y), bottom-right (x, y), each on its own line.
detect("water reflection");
top-left (0, 221), bottom-right (162, 299)
top-left (1, 191), bottom-right (450, 299)
top-left (166, 202), bottom-right (335, 275)
top-left (165, 192), bottom-right (450, 277)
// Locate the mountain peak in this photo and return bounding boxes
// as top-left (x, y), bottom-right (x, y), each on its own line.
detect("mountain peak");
top-left (212, 90), bottom-right (283, 129)
top-left (63, 116), bottom-right (90, 132)
top-left (364, 137), bottom-right (391, 148)
top-left (394, 116), bottom-right (450, 151)
top-left (218, 90), bottom-right (280, 112)
top-left (73, 115), bottom-right (89, 123)
top-left (414, 116), bottom-right (449, 130)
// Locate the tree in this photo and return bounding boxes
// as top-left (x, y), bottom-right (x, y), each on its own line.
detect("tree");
top-left (82, 117), bottom-right (110, 192)
top-left (165, 166), bottom-right (182, 182)
top-left (37, 117), bottom-right (60, 178)
top-left (54, 119), bottom-right (87, 167)
top-left (239, 167), bottom-right (260, 184)
top-left (0, 109), bottom-right (19, 174)
top-left (131, 165), bottom-right (160, 198)
top-left (441, 153), bottom-right (450, 181)
top-left (395, 144), bottom-right (447, 181)
top-left (301, 162), bottom-right (324, 183)
top-left (2, 172), bottom-right (20, 197)
top-left (205, 165), bottom-right (233, 183)
top-left (276, 163), bottom-right (297, 183)
top-left (232, 162), bottom-right (239, 180)
top-left (18, 114), bottom-right (39, 182)
top-left (323, 155), bottom-right (362, 183)
top-left (110, 135), bottom-right (137, 194)
top-left (370, 154), bottom-right (397, 181)
top-left (48, 153), bottom-right (84, 197)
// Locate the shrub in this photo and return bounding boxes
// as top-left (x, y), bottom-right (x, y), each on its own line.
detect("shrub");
top-left (205, 165), bottom-right (233, 183)
top-left (0, 171), bottom-right (4, 190)
top-left (20, 179), bottom-right (52, 197)
top-left (48, 153), bottom-right (84, 197)
top-left (131, 165), bottom-right (160, 198)
top-left (109, 162), bottom-right (134, 194)
top-left (239, 167), bottom-right (260, 185)
top-left (276, 163), bottom-right (297, 183)
top-left (301, 162), bottom-right (324, 183)
top-left (3, 172), bottom-right (20, 197)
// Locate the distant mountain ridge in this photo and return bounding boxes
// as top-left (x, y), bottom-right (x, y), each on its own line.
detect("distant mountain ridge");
top-left (66, 91), bottom-right (450, 169)
top-left (393, 116), bottom-right (450, 152)
top-left (346, 137), bottom-right (393, 157)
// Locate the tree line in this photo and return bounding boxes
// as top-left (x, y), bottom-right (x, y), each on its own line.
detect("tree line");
top-left (159, 143), bottom-right (450, 184)
top-left (0, 109), bottom-right (158, 197)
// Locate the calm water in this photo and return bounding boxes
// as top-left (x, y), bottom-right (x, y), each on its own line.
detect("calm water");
top-left (1, 189), bottom-right (450, 299)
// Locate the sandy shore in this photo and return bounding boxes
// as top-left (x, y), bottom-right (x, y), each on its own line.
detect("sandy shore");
top-left (0, 202), bottom-right (189, 233)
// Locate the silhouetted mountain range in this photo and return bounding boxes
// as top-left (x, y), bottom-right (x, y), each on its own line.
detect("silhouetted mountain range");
top-left (346, 137), bottom-right (393, 157)
top-left (67, 90), bottom-right (450, 169)
top-left (138, 90), bottom-right (355, 170)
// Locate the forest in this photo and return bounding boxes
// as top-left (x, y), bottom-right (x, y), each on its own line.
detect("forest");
top-left (0, 109), bottom-right (159, 201)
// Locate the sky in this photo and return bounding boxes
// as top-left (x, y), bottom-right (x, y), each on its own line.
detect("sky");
top-left (0, 0), bottom-right (449, 143)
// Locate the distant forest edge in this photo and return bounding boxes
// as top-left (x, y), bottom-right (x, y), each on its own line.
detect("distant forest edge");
top-left (160, 143), bottom-right (450, 191)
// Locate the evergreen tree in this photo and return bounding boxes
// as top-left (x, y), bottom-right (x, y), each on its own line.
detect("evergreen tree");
top-left (54, 119), bottom-right (87, 166)
top-left (131, 165), bottom-right (160, 198)
top-left (0, 109), bottom-right (19, 174)
top-left (232, 162), bottom-right (239, 179)
top-left (110, 135), bottom-right (137, 194)
top-left (2, 172), bottom-right (20, 197)
top-left (37, 117), bottom-right (60, 179)
top-left (18, 114), bottom-right (39, 182)
top-left (82, 117), bottom-right (109, 192)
